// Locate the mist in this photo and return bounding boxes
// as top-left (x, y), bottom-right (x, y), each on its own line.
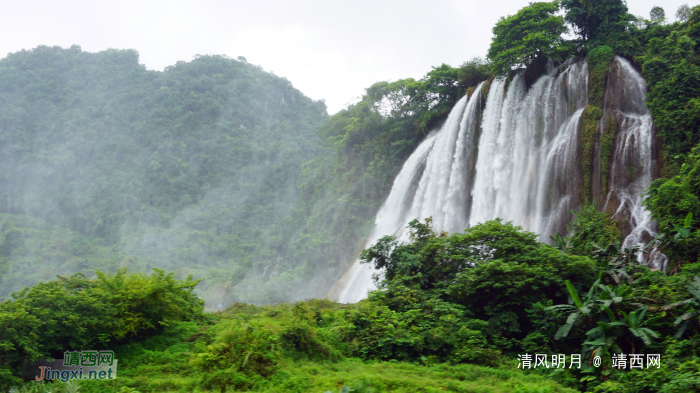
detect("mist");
top-left (0, 45), bottom-right (366, 308)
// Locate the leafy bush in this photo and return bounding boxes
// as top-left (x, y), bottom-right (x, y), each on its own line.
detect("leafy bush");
top-left (362, 219), bottom-right (596, 343)
top-left (0, 269), bottom-right (203, 389)
top-left (644, 145), bottom-right (700, 268)
top-left (566, 203), bottom-right (621, 256)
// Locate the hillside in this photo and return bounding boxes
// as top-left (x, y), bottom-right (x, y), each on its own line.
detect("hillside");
top-left (0, 46), bottom-right (491, 306)
top-left (0, 46), bottom-right (336, 305)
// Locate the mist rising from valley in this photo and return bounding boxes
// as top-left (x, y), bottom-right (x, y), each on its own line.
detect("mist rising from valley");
top-left (0, 45), bottom-right (362, 307)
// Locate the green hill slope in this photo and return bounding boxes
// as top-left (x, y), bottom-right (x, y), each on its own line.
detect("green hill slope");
top-left (0, 45), bottom-right (332, 304)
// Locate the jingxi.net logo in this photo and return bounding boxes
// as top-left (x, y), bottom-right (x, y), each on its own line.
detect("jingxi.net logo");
top-left (33, 350), bottom-right (118, 382)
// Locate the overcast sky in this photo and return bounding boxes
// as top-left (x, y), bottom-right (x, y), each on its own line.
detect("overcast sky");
top-left (0, 0), bottom-right (693, 114)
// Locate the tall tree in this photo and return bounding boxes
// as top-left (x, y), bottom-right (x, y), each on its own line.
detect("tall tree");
top-left (487, 1), bottom-right (572, 76)
top-left (676, 4), bottom-right (691, 22)
top-left (650, 6), bottom-right (666, 24)
top-left (561, 0), bottom-right (633, 43)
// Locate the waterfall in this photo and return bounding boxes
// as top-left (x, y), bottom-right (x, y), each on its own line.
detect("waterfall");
top-left (337, 57), bottom-right (659, 303)
top-left (602, 57), bottom-right (663, 268)
top-left (469, 60), bottom-right (588, 237)
top-left (337, 84), bottom-right (484, 303)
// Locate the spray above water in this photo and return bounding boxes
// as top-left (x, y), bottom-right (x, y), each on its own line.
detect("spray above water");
top-left (338, 58), bottom-right (659, 303)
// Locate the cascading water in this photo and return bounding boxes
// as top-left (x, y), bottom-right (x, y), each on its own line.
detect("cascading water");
top-left (337, 57), bottom-right (659, 303)
top-left (602, 57), bottom-right (663, 268)
top-left (469, 60), bottom-right (588, 237)
top-left (337, 84), bottom-right (485, 303)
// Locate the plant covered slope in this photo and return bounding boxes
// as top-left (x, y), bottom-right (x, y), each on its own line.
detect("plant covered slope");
top-left (0, 269), bottom-right (204, 389)
top-left (0, 213), bottom-right (125, 298)
top-left (641, 9), bottom-right (700, 172)
top-left (355, 215), bottom-right (700, 393)
top-left (0, 45), bottom-right (337, 304)
top-left (6, 215), bottom-right (699, 392)
top-left (2, 272), bottom-right (576, 393)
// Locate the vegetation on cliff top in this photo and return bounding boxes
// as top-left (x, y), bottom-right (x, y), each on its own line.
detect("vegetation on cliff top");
top-left (488, 1), bottom-right (572, 76)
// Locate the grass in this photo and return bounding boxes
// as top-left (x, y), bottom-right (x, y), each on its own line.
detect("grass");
top-left (13, 301), bottom-right (579, 393)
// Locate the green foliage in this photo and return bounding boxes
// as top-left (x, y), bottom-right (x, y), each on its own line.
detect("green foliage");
top-left (488, 1), bottom-right (573, 76)
top-left (566, 203), bottom-right (621, 256)
top-left (637, 10), bottom-right (700, 169)
top-left (645, 178), bottom-right (700, 235)
top-left (7, 298), bottom-right (575, 393)
top-left (534, 248), bottom-right (700, 391)
top-left (279, 304), bottom-right (339, 361)
top-left (361, 218), bottom-right (596, 352)
top-left (600, 114), bottom-right (617, 194)
top-left (673, 276), bottom-right (700, 338)
top-left (580, 105), bottom-right (603, 201)
top-left (193, 320), bottom-right (282, 390)
top-left (644, 144), bottom-right (700, 268)
top-left (561, 0), bottom-right (633, 43)
top-left (546, 278), bottom-right (664, 384)
top-left (0, 269), bottom-right (203, 388)
top-left (591, 337), bottom-right (700, 392)
top-left (337, 292), bottom-right (501, 365)
top-left (586, 46), bottom-right (615, 108)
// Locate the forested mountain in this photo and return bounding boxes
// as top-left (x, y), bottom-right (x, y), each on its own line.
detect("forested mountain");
top-left (0, 45), bottom-right (333, 304)
top-left (0, 46), bottom-right (491, 306)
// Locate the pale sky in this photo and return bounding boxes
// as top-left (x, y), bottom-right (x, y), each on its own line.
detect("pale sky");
top-left (0, 0), bottom-right (693, 114)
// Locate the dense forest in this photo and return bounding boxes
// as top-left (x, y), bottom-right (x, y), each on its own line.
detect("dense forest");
top-left (0, 43), bottom-right (492, 307)
top-left (2, 1), bottom-right (700, 392)
top-left (0, 47), bottom-right (337, 305)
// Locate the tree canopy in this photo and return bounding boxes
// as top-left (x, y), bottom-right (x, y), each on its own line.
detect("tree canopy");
top-left (561, 0), bottom-right (633, 43)
top-left (487, 1), bottom-right (572, 76)
top-left (650, 6), bottom-right (666, 24)
top-left (361, 219), bottom-right (597, 336)
top-left (677, 4), bottom-right (691, 22)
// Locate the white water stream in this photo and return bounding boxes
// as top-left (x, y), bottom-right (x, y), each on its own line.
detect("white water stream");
top-left (603, 57), bottom-right (663, 268)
